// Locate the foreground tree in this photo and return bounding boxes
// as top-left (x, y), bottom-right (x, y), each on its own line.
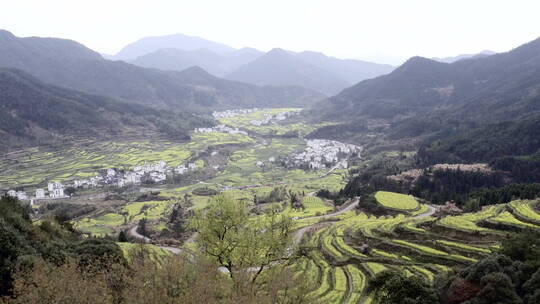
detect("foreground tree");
top-left (192, 196), bottom-right (294, 294)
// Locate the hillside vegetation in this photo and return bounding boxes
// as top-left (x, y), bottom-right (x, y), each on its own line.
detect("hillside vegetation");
top-left (0, 68), bottom-right (211, 149)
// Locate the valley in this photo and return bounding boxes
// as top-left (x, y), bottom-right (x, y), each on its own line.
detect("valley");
top-left (3, 107), bottom-right (539, 303)
top-left (2, 8), bottom-right (540, 302)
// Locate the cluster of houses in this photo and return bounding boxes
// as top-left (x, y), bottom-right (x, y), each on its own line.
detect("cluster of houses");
top-left (4, 160), bottom-right (203, 202)
top-left (72, 160), bottom-right (200, 189)
top-left (250, 109), bottom-right (301, 126)
top-left (287, 139), bottom-right (361, 170)
top-left (6, 181), bottom-right (67, 202)
top-left (194, 124), bottom-right (248, 136)
top-left (212, 108), bottom-right (259, 119)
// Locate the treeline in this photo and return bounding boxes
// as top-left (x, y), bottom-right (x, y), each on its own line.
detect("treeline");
top-left (471, 183), bottom-right (540, 206)
top-left (490, 151), bottom-right (540, 183)
top-left (415, 115), bottom-right (540, 166)
top-left (340, 165), bottom-right (540, 208)
top-left (411, 169), bottom-right (505, 205)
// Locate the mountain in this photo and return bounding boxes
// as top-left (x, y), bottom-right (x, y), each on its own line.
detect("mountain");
top-left (316, 36), bottom-right (540, 124)
top-left (226, 48), bottom-right (394, 95)
top-left (129, 47), bottom-right (263, 76)
top-left (295, 51), bottom-right (394, 84)
top-left (0, 30), bottom-right (323, 112)
top-left (432, 50), bottom-right (496, 63)
top-left (116, 33), bottom-right (393, 95)
top-left (0, 68), bottom-right (210, 149)
top-left (111, 33), bottom-right (236, 60)
top-left (225, 48), bottom-right (349, 95)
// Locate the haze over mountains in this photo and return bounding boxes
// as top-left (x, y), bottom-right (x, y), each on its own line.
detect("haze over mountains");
top-left (309, 35), bottom-right (540, 165)
top-left (115, 33), bottom-right (395, 95)
top-left (318, 37), bottom-right (540, 124)
top-left (130, 47), bottom-right (264, 77)
top-left (2, 28), bottom-right (540, 157)
top-left (0, 30), bottom-right (323, 113)
top-left (432, 50), bottom-right (496, 63)
top-left (107, 33), bottom-right (237, 60)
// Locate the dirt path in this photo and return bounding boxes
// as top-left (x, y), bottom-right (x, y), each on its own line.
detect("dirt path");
top-left (292, 197), bottom-right (359, 245)
top-left (414, 205), bottom-right (437, 219)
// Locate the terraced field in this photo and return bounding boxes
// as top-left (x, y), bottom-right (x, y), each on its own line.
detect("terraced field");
top-left (374, 191), bottom-right (420, 212)
top-left (0, 132), bottom-right (255, 189)
top-left (287, 200), bottom-right (540, 303)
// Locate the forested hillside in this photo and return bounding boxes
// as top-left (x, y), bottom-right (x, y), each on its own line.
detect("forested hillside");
top-left (315, 36), bottom-right (540, 124)
top-left (0, 68), bottom-right (211, 149)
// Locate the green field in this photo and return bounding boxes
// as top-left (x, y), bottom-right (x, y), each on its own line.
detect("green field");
top-left (375, 191), bottom-right (420, 211)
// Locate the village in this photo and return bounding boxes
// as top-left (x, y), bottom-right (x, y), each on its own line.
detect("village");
top-left (194, 124), bottom-right (248, 135)
top-left (249, 109), bottom-right (301, 126)
top-left (286, 139), bottom-right (361, 170)
top-left (4, 160), bottom-right (201, 203)
top-left (211, 108), bottom-right (259, 119)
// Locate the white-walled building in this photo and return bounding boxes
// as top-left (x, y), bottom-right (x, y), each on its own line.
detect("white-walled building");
top-left (7, 190), bottom-right (17, 197)
top-left (107, 168), bottom-right (116, 177)
top-left (51, 187), bottom-right (65, 198)
top-left (149, 172), bottom-right (167, 183)
top-left (35, 189), bottom-right (46, 198)
top-left (48, 182), bottom-right (64, 192)
top-left (16, 191), bottom-right (28, 200)
top-left (48, 182), bottom-right (66, 198)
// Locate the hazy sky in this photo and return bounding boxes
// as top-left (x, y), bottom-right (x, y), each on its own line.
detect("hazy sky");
top-left (2, 0), bottom-right (539, 65)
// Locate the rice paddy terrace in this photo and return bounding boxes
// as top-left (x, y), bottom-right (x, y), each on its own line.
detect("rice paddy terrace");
top-left (286, 197), bottom-right (540, 303)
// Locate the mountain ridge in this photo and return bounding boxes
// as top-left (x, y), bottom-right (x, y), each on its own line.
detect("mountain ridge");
top-left (0, 30), bottom-right (324, 112)
top-left (0, 67), bottom-right (211, 149)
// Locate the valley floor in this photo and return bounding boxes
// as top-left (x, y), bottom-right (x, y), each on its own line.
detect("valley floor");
top-left (2, 108), bottom-right (540, 304)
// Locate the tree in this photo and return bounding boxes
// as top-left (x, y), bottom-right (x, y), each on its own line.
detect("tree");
top-left (500, 229), bottom-right (540, 267)
top-left (137, 218), bottom-right (148, 238)
top-left (192, 196), bottom-right (293, 293)
top-left (368, 271), bottom-right (439, 304)
top-left (118, 230), bottom-right (128, 242)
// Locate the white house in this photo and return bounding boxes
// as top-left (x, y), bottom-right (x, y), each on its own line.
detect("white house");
top-left (117, 179), bottom-right (126, 188)
top-left (7, 190), bottom-right (17, 197)
top-left (125, 172), bottom-right (141, 184)
top-left (48, 182), bottom-right (65, 198)
top-left (51, 187), bottom-right (65, 198)
top-left (107, 168), bottom-right (116, 177)
top-left (16, 191), bottom-right (28, 200)
top-left (150, 172), bottom-right (167, 183)
top-left (35, 189), bottom-right (46, 198)
top-left (175, 165), bottom-right (188, 175)
top-left (48, 182), bottom-right (64, 192)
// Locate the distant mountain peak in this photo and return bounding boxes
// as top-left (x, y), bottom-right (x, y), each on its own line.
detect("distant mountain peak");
top-left (181, 65), bottom-right (212, 76)
top-left (113, 33), bottom-right (236, 60)
top-left (432, 50), bottom-right (497, 63)
top-left (0, 29), bottom-right (15, 38)
top-left (266, 48), bottom-right (290, 56)
top-left (397, 56), bottom-right (445, 72)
